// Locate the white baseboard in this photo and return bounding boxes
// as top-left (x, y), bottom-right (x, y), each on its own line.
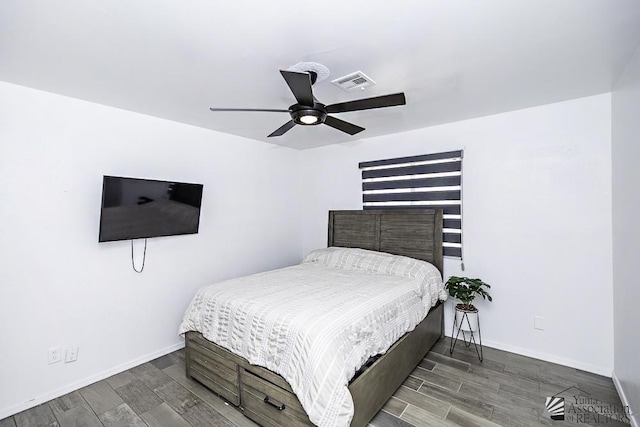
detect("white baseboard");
top-left (0, 341), bottom-right (185, 420)
top-left (444, 333), bottom-right (612, 376)
top-left (612, 372), bottom-right (638, 427)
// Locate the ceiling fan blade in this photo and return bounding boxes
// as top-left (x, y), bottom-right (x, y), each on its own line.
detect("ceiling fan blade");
top-left (210, 108), bottom-right (289, 113)
top-left (280, 70), bottom-right (314, 107)
top-left (324, 116), bottom-right (365, 135)
top-left (268, 120), bottom-right (296, 137)
top-left (325, 93), bottom-right (406, 114)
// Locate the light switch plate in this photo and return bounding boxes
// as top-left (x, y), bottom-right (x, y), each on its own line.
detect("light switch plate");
top-left (65, 347), bottom-right (79, 363)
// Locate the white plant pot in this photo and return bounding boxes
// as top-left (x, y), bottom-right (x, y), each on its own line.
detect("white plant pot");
top-left (455, 306), bottom-right (479, 332)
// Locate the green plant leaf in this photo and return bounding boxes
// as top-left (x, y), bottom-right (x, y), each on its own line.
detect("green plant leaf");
top-left (444, 276), bottom-right (492, 305)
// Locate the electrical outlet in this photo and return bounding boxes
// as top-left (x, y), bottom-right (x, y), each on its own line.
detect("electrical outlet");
top-left (48, 347), bottom-right (61, 364)
top-left (65, 347), bottom-right (79, 363)
top-left (534, 316), bottom-right (545, 331)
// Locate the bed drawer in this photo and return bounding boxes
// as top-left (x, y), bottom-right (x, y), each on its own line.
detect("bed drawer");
top-left (185, 332), bottom-right (240, 405)
top-left (186, 332), bottom-right (241, 371)
top-left (240, 367), bottom-right (313, 427)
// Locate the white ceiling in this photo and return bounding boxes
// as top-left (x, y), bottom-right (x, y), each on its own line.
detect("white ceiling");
top-left (1, 1), bottom-right (639, 150)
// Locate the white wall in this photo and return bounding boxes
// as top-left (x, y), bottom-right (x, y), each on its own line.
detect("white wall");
top-left (300, 94), bottom-right (613, 375)
top-left (0, 81), bottom-right (302, 417)
top-left (612, 43), bottom-right (640, 424)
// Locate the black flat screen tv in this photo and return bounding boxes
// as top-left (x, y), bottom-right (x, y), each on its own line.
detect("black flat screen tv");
top-left (99, 176), bottom-right (204, 242)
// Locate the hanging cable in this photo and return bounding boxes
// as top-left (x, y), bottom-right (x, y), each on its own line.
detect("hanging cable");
top-left (131, 238), bottom-right (147, 273)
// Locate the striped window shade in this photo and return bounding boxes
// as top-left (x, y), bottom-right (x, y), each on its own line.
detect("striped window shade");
top-left (359, 150), bottom-right (463, 258)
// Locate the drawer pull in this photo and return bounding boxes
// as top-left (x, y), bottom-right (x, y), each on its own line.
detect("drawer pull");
top-left (263, 396), bottom-right (286, 411)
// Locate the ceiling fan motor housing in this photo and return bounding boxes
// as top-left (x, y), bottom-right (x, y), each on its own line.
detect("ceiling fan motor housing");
top-left (289, 102), bottom-right (327, 125)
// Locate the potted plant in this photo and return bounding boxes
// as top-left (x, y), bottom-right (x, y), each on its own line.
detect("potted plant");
top-left (445, 276), bottom-right (492, 332)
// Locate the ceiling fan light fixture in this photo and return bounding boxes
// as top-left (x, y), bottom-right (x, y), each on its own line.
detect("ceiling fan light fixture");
top-left (299, 115), bottom-right (319, 125)
top-left (290, 106), bottom-right (326, 126)
top-left (210, 69), bottom-right (406, 137)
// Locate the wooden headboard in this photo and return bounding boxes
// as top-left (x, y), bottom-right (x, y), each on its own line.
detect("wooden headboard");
top-left (328, 209), bottom-right (443, 275)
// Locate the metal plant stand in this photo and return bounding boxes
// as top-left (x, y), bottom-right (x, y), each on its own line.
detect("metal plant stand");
top-left (449, 307), bottom-right (483, 362)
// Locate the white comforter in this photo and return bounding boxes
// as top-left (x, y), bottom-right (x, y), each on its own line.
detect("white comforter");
top-left (179, 247), bottom-right (446, 427)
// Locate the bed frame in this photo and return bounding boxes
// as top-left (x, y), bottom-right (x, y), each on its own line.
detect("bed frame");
top-left (185, 209), bottom-right (444, 427)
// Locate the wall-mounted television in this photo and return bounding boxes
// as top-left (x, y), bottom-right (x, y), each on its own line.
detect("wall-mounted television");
top-left (99, 176), bottom-right (204, 242)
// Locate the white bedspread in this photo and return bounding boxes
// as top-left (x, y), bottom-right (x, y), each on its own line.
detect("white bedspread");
top-left (179, 247), bottom-right (446, 427)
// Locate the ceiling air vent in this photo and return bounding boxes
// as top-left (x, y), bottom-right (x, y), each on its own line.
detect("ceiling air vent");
top-left (331, 71), bottom-right (376, 92)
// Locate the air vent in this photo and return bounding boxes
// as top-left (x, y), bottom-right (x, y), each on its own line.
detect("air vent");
top-left (331, 71), bottom-right (376, 92)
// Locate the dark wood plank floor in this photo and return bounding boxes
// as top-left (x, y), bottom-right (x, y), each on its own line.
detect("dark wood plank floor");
top-left (1, 337), bottom-right (629, 426)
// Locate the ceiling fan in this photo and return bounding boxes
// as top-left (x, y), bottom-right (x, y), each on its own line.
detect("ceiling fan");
top-left (209, 70), bottom-right (406, 137)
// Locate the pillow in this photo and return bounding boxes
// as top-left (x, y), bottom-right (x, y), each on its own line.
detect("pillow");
top-left (302, 247), bottom-right (446, 305)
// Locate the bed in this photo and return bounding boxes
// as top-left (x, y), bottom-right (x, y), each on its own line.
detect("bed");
top-left (179, 209), bottom-right (445, 427)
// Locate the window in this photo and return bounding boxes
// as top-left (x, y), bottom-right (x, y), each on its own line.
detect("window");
top-left (359, 150), bottom-right (463, 258)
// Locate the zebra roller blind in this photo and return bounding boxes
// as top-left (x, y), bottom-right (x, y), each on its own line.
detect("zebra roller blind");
top-left (359, 150), bottom-right (463, 258)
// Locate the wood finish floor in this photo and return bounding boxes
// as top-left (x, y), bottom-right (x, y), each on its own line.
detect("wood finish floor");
top-left (1, 337), bottom-right (629, 427)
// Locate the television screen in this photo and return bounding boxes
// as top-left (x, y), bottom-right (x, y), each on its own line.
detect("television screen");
top-left (99, 176), bottom-right (204, 242)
